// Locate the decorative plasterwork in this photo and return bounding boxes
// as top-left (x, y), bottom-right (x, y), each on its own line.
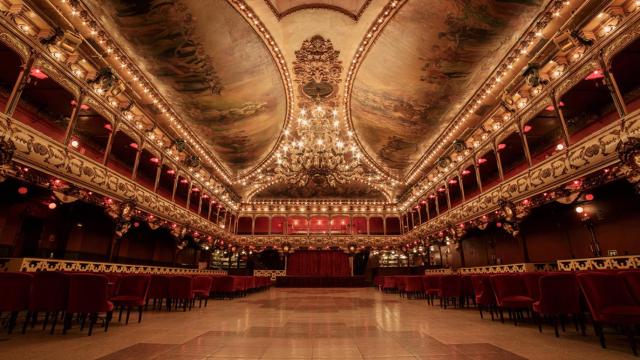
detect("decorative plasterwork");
top-left (293, 35), bottom-right (342, 103)
top-left (0, 113), bottom-right (231, 239)
top-left (405, 112), bottom-right (640, 239)
top-left (263, 0), bottom-right (372, 21)
top-left (234, 234), bottom-right (402, 249)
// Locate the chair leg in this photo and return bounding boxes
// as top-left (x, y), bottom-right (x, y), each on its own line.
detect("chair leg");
top-left (62, 313), bottom-right (72, 335)
top-left (553, 316), bottom-right (559, 338)
top-left (80, 313), bottom-right (87, 331)
top-left (50, 311), bottom-right (59, 335)
top-left (87, 313), bottom-right (97, 336)
top-left (489, 307), bottom-right (495, 321)
top-left (499, 309), bottom-right (504, 323)
top-left (125, 306), bottom-right (131, 325)
top-left (138, 306), bottom-right (143, 323)
top-left (105, 311), bottom-right (113, 332)
top-left (478, 306), bottom-right (484, 319)
top-left (627, 326), bottom-right (638, 356)
top-left (31, 311), bottom-right (38, 329)
top-left (594, 322), bottom-right (606, 348)
top-left (42, 312), bottom-right (50, 330)
top-left (118, 306), bottom-right (124, 322)
top-left (205, 298), bottom-right (208, 307)
top-left (535, 312), bottom-right (542, 333)
top-left (21, 311), bottom-right (30, 334)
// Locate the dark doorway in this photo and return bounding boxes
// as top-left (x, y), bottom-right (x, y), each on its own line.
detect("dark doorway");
top-left (17, 216), bottom-right (44, 257)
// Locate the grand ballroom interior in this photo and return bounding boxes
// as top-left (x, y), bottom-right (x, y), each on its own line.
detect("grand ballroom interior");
top-left (2, 0), bottom-right (640, 359)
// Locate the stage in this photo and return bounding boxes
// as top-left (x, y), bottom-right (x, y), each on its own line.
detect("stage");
top-left (275, 276), bottom-right (367, 288)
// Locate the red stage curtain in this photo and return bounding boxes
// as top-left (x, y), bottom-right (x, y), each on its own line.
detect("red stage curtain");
top-left (286, 250), bottom-right (351, 276)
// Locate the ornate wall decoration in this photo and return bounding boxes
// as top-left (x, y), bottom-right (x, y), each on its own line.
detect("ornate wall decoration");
top-left (0, 113), bottom-right (227, 239)
top-left (617, 137), bottom-right (640, 193)
top-left (293, 35), bottom-right (342, 103)
top-left (0, 257), bottom-right (227, 275)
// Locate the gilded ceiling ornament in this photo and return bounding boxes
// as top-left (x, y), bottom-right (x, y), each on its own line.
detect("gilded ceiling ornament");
top-left (293, 35), bottom-right (342, 102)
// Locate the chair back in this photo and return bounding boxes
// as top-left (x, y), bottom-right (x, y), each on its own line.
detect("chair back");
top-left (439, 275), bottom-right (462, 297)
top-left (116, 275), bottom-right (151, 299)
top-left (168, 275), bottom-right (193, 298)
top-left (67, 273), bottom-right (111, 313)
top-left (577, 272), bottom-right (637, 319)
top-left (620, 271), bottom-right (640, 303)
top-left (148, 275), bottom-right (170, 298)
top-left (471, 275), bottom-right (496, 306)
top-left (30, 271), bottom-right (68, 312)
top-left (490, 274), bottom-right (529, 305)
top-left (536, 273), bottom-right (580, 315)
top-left (404, 276), bottom-right (424, 292)
top-left (0, 272), bottom-right (33, 312)
top-left (193, 275), bottom-right (214, 294)
top-left (520, 272), bottom-right (545, 302)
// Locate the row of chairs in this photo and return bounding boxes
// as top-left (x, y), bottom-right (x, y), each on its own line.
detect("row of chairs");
top-left (376, 271), bottom-right (640, 356)
top-left (0, 272), bottom-right (271, 336)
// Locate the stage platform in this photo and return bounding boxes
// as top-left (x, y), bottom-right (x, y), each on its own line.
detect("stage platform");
top-left (275, 276), bottom-right (367, 288)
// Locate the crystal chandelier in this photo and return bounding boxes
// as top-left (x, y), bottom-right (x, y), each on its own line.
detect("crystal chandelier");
top-left (273, 103), bottom-right (364, 187)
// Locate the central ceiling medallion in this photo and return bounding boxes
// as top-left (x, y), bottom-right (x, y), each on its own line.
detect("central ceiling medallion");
top-left (293, 35), bottom-right (342, 102)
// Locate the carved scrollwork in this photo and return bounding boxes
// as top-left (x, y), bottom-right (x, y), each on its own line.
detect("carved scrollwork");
top-left (293, 35), bottom-right (342, 102)
top-left (617, 137), bottom-right (640, 193)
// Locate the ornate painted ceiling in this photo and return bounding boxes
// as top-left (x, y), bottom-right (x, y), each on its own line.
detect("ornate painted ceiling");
top-left (77, 0), bottom-right (551, 202)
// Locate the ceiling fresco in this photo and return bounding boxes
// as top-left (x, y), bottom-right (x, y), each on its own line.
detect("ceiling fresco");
top-left (83, 0), bottom-right (286, 174)
top-left (351, 0), bottom-right (545, 177)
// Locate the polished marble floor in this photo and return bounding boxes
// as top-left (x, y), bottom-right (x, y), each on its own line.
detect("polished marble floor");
top-left (0, 287), bottom-right (635, 359)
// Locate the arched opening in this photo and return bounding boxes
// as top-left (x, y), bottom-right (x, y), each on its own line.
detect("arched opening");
top-left (461, 164), bottom-right (479, 199)
top-left (271, 216), bottom-right (285, 234)
top-left (0, 41), bottom-right (22, 110)
top-left (427, 194), bottom-right (438, 218)
top-left (330, 215), bottom-right (350, 234)
top-left (369, 217), bottom-right (384, 235)
top-left (237, 216), bottom-right (252, 235)
top-left (477, 149), bottom-right (500, 190)
top-left (419, 201), bottom-right (428, 223)
top-left (309, 216), bottom-right (330, 234)
top-left (497, 130), bottom-right (528, 180)
top-left (200, 194), bottom-right (211, 219)
top-left (254, 216), bottom-right (269, 235)
top-left (523, 105), bottom-right (566, 165)
top-left (611, 37), bottom-right (640, 113)
top-left (385, 217), bottom-right (401, 235)
top-left (436, 185), bottom-right (449, 213)
top-left (15, 68), bottom-right (76, 143)
top-left (136, 149), bottom-right (160, 191)
top-left (188, 185), bottom-right (201, 213)
top-left (287, 216), bottom-right (308, 235)
top-left (559, 71), bottom-right (619, 143)
top-left (71, 106), bottom-right (112, 162)
top-left (174, 175), bottom-right (190, 208)
top-left (352, 217), bottom-right (367, 234)
top-left (107, 131), bottom-right (138, 177)
top-left (447, 177), bottom-right (463, 208)
top-left (157, 164), bottom-right (176, 200)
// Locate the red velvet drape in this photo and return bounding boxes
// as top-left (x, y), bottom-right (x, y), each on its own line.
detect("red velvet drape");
top-left (286, 250), bottom-right (351, 276)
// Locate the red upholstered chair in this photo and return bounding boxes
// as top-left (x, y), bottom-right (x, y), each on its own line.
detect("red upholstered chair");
top-left (374, 276), bottom-right (384, 290)
top-left (64, 273), bottom-right (113, 336)
top-left (471, 275), bottom-right (496, 320)
top-left (0, 272), bottom-right (32, 334)
top-left (192, 275), bottom-right (213, 307)
top-left (212, 276), bottom-right (235, 299)
top-left (460, 275), bottom-right (475, 308)
top-left (532, 273), bottom-right (583, 337)
top-left (519, 272), bottom-right (545, 302)
top-left (396, 276), bottom-right (409, 297)
top-left (578, 272), bottom-right (640, 355)
top-left (620, 271), bottom-right (640, 303)
top-left (111, 275), bottom-right (151, 324)
top-left (168, 275), bottom-right (194, 311)
top-left (147, 275), bottom-right (170, 311)
top-left (382, 276), bottom-right (397, 293)
top-left (438, 275), bottom-right (462, 309)
top-left (423, 275), bottom-right (441, 305)
top-left (26, 271), bottom-right (68, 334)
top-left (404, 276), bottom-right (424, 299)
top-left (490, 274), bottom-right (534, 325)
